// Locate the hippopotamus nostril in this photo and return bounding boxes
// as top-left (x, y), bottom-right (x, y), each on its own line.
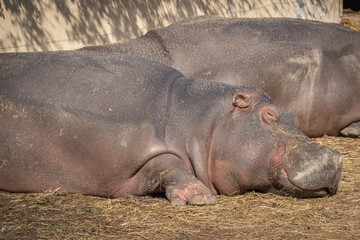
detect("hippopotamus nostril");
top-left (261, 105), bottom-right (281, 124)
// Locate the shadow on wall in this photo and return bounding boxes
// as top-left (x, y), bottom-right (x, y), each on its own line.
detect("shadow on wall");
top-left (0, 0), bottom-right (339, 52)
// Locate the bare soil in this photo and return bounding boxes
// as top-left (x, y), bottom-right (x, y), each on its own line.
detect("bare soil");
top-left (0, 136), bottom-right (359, 240)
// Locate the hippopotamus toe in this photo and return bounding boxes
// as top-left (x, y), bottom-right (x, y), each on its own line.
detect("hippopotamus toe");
top-left (166, 180), bottom-right (217, 206)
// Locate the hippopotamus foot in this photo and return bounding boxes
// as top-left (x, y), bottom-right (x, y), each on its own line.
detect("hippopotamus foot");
top-left (166, 179), bottom-right (217, 206)
top-left (340, 121), bottom-right (360, 138)
top-left (120, 154), bottom-right (217, 206)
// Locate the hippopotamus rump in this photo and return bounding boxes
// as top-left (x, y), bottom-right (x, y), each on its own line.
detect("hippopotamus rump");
top-left (0, 51), bottom-right (342, 205)
top-left (82, 16), bottom-right (360, 138)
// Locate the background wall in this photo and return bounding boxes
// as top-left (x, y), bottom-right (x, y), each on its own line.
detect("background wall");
top-left (0, 0), bottom-right (342, 53)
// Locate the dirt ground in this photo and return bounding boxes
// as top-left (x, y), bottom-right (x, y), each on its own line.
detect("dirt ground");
top-left (1, 19), bottom-right (360, 240)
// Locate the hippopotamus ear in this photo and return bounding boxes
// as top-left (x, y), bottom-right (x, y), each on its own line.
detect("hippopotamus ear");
top-left (232, 93), bottom-right (251, 109)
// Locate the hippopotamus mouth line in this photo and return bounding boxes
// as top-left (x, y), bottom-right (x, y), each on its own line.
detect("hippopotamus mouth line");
top-left (279, 165), bottom-right (333, 197)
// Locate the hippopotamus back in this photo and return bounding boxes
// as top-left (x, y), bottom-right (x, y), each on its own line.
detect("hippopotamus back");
top-left (1, 51), bottom-right (183, 137)
top-left (82, 16), bottom-right (360, 138)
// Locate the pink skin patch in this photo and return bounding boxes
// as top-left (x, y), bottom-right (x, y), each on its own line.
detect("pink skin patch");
top-left (168, 181), bottom-right (214, 205)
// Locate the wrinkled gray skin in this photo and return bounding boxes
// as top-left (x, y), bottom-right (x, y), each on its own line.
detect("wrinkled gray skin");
top-left (0, 51), bottom-right (342, 205)
top-left (82, 16), bottom-right (360, 138)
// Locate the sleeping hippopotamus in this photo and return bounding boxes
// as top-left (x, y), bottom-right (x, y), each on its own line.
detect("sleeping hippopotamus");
top-left (82, 16), bottom-right (360, 138)
top-left (0, 51), bottom-right (342, 205)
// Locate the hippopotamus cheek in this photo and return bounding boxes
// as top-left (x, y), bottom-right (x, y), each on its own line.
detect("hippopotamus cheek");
top-left (210, 159), bottom-right (241, 195)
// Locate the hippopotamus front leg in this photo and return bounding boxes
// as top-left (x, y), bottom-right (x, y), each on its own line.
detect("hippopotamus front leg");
top-left (115, 154), bottom-right (217, 206)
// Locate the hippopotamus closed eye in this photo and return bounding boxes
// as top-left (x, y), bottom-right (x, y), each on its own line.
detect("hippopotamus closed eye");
top-left (82, 16), bottom-right (360, 138)
top-left (0, 51), bottom-right (342, 205)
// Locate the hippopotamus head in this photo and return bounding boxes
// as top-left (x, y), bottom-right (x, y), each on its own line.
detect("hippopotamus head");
top-left (209, 87), bottom-right (342, 197)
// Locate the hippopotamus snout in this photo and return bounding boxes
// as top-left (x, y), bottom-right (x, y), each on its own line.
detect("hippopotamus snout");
top-left (278, 143), bottom-right (342, 197)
